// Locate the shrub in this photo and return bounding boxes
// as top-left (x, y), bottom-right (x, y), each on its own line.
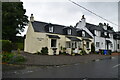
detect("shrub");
top-left (16, 43), bottom-right (24, 50)
top-left (59, 51), bottom-right (68, 55)
top-left (1, 40), bottom-right (12, 52)
top-left (41, 47), bottom-right (48, 55)
top-left (36, 51), bottom-right (41, 55)
top-left (80, 49), bottom-right (87, 55)
top-left (11, 56), bottom-right (26, 64)
top-left (2, 52), bottom-right (14, 63)
top-left (2, 52), bottom-right (26, 64)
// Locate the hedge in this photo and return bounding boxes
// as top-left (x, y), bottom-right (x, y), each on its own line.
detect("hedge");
top-left (0, 40), bottom-right (12, 52)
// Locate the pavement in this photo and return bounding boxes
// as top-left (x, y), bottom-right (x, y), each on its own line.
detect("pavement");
top-left (12, 52), bottom-right (119, 66)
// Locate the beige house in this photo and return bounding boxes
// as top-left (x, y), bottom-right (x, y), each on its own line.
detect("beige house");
top-left (24, 14), bottom-right (93, 55)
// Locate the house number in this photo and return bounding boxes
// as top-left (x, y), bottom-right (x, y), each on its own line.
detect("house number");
top-left (37, 38), bottom-right (44, 41)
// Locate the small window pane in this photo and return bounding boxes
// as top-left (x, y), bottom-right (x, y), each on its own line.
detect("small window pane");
top-left (49, 26), bottom-right (53, 32)
top-left (96, 42), bottom-right (100, 47)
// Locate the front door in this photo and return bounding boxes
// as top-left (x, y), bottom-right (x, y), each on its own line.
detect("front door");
top-left (51, 39), bottom-right (57, 55)
top-left (106, 42), bottom-right (109, 50)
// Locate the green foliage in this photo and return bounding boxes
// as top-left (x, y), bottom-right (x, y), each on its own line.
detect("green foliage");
top-left (16, 43), bottom-right (24, 50)
top-left (2, 52), bottom-right (14, 63)
top-left (11, 56), bottom-right (26, 63)
top-left (36, 51), bottom-right (41, 55)
top-left (17, 48), bottom-right (21, 54)
top-left (40, 47), bottom-right (48, 55)
top-left (59, 51), bottom-right (68, 55)
top-left (1, 40), bottom-right (12, 52)
top-left (2, 52), bottom-right (26, 64)
top-left (2, 2), bottom-right (28, 42)
top-left (80, 49), bottom-right (87, 55)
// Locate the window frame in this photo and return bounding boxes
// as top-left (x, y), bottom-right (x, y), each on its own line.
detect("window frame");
top-left (82, 31), bottom-right (85, 37)
top-left (49, 26), bottom-right (54, 32)
top-left (96, 42), bottom-right (100, 47)
top-left (67, 28), bottom-right (72, 35)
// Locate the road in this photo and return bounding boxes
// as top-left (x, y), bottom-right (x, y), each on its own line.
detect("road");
top-left (3, 56), bottom-right (119, 78)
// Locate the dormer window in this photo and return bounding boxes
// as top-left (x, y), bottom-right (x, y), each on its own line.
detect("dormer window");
top-left (109, 33), bottom-right (113, 38)
top-left (49, 26), bottom-right (53, 32)
top-left (67, 29), bottom-right (71, 35)
top-left (104, 32), bottom-right (107, 36)
top-left (95, 30), bottom-right (101, 36)
top-left (82, 31), bottom-right (85, 37)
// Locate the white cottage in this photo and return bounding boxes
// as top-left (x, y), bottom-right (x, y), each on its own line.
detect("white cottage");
top-left (76, 15), bottom-right (117, 52)
top-left (24, 14), bottom-right (93, 55)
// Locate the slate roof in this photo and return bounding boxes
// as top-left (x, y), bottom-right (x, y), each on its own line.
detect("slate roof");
top-left (31, 21), bottom-right (92, 38)
top-left (113, 32), bottom-right (120, 40)
top-left (85, 23), bottom-right (115, 38)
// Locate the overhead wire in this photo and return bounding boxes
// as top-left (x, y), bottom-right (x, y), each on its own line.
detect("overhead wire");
top-left (69, 0), bottom-right (119, 27)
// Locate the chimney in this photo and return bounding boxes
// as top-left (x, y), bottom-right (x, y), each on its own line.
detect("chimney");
top-left (81, 15), bottom-right (86, 27)
top-left (30, 14), bottom-right (34, 22)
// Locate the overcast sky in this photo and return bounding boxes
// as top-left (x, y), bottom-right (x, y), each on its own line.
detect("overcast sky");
top-left (20, 0), bottom-right (119, 36)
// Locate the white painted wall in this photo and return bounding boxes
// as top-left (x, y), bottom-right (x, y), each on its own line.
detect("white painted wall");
top-left (106, 38), bottom-right (114, 51)
top-left (94, 36), bottom-right (105, 51)
top-left (117, 40), bottom-right (120, 52)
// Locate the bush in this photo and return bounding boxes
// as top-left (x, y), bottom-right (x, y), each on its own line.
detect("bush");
top-left (16, 43), bottom-right (24, 50)
top-left (2, 52), bottom-right (14, 63)
top-left (1, 40), bottom-right (12, 52)
top-left (11, 56), bottom-right (26, 64)
top-left (59, 51), bottom-right (68, 55)
top-left (2, 52), bottom-right (26, 64)
top-left (41, 47), bottom-right (48, 55)
top-left (36, 51), bottom-right (41, 55)
top-left (80, 49), bottom-right (87, 55)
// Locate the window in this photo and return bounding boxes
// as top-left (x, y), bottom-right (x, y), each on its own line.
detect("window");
top-left (111, 43), bottom-right (113, 48)
top-left (118, 44), bottom-right (120, 49)
top-left (82, 31), bottom-right (85, 37)
top-left (104, 32), bottom-right (107, 36)
top-left (67, 29), bottom-right (71, 35)
top-left (51, 39), bottom-right (56, 47)
top-left (96, 42), bottom-right (100, 47)
top-left (86, 42), bottom-right (89, 48)
top-left (66, 42), bottom-right (71, 48)
top-left (75, 42), bottom-right (77, 48)
top-left (103, 26), bottom-right (107, 30)
top-left (72, 42), bottom-right (76, 48)
top-left (95, 30), bottom-right (101, 36)
top-left (49, 26), bottom-right (53, 32)
top-left (109, 34), bottom-right (113, 38)
top-left (78, 42), bottom-right (82, 48)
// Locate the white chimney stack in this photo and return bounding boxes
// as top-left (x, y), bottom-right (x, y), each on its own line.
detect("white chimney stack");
top-left (30, 14), bottom-right (34, 22)
top-left (81, 15), bottom-right (86, 27)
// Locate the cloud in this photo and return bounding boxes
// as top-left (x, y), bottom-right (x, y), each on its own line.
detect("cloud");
top-left (20, 1), bottom-right (119, 36)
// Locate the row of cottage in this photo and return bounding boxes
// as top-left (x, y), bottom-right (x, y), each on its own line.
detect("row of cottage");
top-left (24, 14), bottom-right (120, 55)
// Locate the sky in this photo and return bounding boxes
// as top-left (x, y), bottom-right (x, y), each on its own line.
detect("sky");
top-left (20, 0), bottom-right (119, 36)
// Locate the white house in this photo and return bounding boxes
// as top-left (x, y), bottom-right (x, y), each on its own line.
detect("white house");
top-left (76, 15), bottom-right (117, 52)
top-left (113, 32), bottom-right (120, 52)
top-left (24, 14), bottom-right (93, 55)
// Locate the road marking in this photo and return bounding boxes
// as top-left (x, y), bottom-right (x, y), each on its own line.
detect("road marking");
top-left (112, 64), bottom-right (120, 68)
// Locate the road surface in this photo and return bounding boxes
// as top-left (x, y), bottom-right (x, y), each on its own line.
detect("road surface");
top-left (3, 56), bottom-right (119, 78)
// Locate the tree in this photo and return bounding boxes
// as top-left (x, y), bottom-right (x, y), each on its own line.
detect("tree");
top-left (2, 2), bottom-right (28, 42)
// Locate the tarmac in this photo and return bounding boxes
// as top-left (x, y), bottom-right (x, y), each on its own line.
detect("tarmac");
top-left (17, 52), bottom-right (119, 66)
